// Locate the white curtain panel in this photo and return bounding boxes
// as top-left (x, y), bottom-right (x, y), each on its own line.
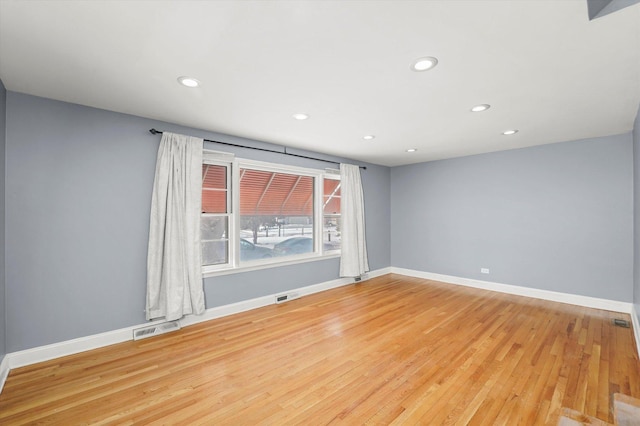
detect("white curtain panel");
top-left (339, 163), bottom-right (370, 278)
top-left (146, 132), bottom-right (205, 321)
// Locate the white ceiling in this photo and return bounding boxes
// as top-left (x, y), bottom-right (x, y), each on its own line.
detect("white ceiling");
top-left (0, 0), bottom-right (639, 167)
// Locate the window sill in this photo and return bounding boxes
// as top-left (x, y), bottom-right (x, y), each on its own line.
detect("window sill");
top-left (202, 252), bottom-right (341, 278)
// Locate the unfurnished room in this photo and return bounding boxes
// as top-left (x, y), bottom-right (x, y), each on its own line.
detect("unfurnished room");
top-left (0, 0), bottom-right (640, 424)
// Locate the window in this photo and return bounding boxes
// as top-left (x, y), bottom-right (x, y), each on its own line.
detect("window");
top-left (201, 163), bottom-right (231, 266)
top-left (323, 175), bottom-right (341, 252)
top-left (201, 154), bottom-right (340, 275)
top-left (240, 167), bottom-right (315, 257)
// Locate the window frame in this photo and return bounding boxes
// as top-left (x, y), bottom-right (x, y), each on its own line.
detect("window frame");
top-left (202, 153), bottom-right (341, 278)
top-left (201, 155), bottom-right (234, 271)
top-left (322, 171), bottom-right (342, 255)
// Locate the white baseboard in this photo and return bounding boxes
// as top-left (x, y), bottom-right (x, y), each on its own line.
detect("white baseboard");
top-left (6, 317), bottom-right (171, 371)
top-left (390, 267), bottom-right (633, 314)
top-left (631, 304), bottom-right (640, 359)
top-left (364, 267), bottom-right (392, 280)
top-left (179, 275), bottom-right (357, 328)
top-left (5, 265), bottom-right (629, 396)
top-left (1, 268), bottom-right (388, 394)
top-left (0, 355), bottom-right (9, 394)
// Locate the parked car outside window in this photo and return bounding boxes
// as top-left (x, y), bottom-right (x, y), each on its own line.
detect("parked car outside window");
top-left (240, 238), bottom-right (273, 261)
top-left (273, 237), bottom-right (312, 256)
top-left (272, 237), bottom-right (335, 257)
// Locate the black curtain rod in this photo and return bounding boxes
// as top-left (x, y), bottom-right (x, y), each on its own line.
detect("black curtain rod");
top-left (149, 129), bottom-right (366, 170)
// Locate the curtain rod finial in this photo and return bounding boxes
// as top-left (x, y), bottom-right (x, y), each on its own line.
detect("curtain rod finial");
top-left (149, 128), bottom-right (162, 135)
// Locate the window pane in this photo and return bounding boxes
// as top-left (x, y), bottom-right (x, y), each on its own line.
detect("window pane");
top-left (201, 215), bottom-right (228, 265)
top-left (202, 240), bottom-right (228, 265)
top-left (239, 169), bottom-right (313, 216)
top-left (202, 164), bottom-right (228, 213)
top-left (240, 168), bottom-right (314, 260)
top-left (323, 179), bottom-right (341, 251)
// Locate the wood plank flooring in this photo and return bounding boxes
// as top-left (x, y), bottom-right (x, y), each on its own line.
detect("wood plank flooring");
top-left (1, 274), bottom-right (639, 425)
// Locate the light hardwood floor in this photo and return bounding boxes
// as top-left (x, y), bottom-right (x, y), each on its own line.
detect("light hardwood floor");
top-left (1, 274), bottom-right (639, 425)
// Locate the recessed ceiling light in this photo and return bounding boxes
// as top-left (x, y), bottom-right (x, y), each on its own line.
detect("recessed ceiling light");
top-left (471, 104), bottom-right (491, 112)
top-left (292, 113), bottom-right (309, 120)
top-left (177, 76), bottom-right (201, 88)
top-left (411, 57), bottom-right (438, 72)
top-left (406, 148), bottom-right (417, 153)
top-left (363, 135), bottom-right (375, 140)
top-left (502, 129), bottom-right (519, 135)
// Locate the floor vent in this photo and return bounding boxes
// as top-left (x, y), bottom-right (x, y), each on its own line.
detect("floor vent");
top-left (133, 321), bottom-right (181, 340)
top-left (613, 318), bottom-right (630, 328)
top-left (275, 291), bottom-right (300, 304)
top-left (354, 273), bottom-right (368, 282)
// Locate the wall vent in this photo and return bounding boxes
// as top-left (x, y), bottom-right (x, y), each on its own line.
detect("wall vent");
top-left (613, 319), bottom-right (630, 328)
top-left (354, 273), bottom-right (368, 282)
top-left (133, 321), bottom-right (181, 340)
top-left (275, 291), bottom-right (300, 304)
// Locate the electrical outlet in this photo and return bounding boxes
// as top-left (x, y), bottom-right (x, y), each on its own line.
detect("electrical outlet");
top-left (480, 268), bottom-right (490, 274)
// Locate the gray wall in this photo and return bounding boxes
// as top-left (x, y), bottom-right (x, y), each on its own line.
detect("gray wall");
top-left (391, 134), bottom-right (634, 302)
top-left (4, 88), bottom-right (634, 354)
top-left (633, 104), bottom-right (640, 323)
top-left (0, 79), bottom-right (6, 361)
top-left (4, 92), bottom-right (390, 352)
